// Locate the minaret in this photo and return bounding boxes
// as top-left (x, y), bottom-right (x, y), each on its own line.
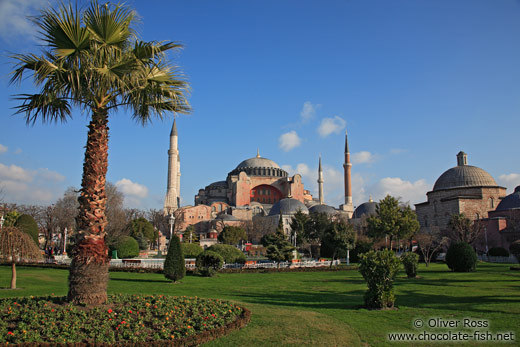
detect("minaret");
top-left (340, 129), bottom-right (354, 217)
top-left (317, 156), bottom-right (324, 205)
top-left (164, 119), bottom-right (180, 215)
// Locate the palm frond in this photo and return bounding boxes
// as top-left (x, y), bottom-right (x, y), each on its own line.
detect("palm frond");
top-left (37, 2), bottom-right (90, 58)
top-left (12, 92), bottom-right (72, 125)
top-left (133, 41), bottom-right (183, 61)
top-left (84, 1), bottom-right (134, 47)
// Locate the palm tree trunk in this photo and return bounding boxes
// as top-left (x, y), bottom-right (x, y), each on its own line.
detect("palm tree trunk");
top-left (11, 262), bottom-right (16, 289)
top-left (68, 109), bottom-right (110, 305)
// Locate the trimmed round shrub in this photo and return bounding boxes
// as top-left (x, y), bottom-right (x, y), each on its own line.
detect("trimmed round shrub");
top-left (196, 250), bottom-right (224, 277)
top-left (181, 243), bottom-right (203, 258)
top-left (358, 249), bottom-right (401, 309)
top-left (510, 240), bottom-right (520, 262)
top-left (488, 247), bottom-right (509, 257)
top-left (207, 244), bottom-right (246, 264)
top-left (14, 214), bottom-right (39, 245)
top-left (113, 236), bottom-right (139, 259)
top-left (401, 252), bottom-right (419, 278)
top-left (445, 242), bottom-right (477, 272)
top-left (164, 234), bottom-right (185, 282)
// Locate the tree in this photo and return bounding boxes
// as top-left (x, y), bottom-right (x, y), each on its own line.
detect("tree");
top-left (448, 213), bottom-right (483, 245)
top-left (3, 211), bottom-right (20, 228)
top-left (183, 225), bottom-right (199, 244)
top-left (164, 234), bottom-right (185, 282)
top-left (218, 226), bottom-right (246, 245)
top-left (127, 217), bottom-right (157, 250)
top-left (290, 210), bottom-right (310, 254)
top-left (14, 214), bottom-right (39, 245)
top-left (10, 2), bottom-right (190, 305)
top-left (0, 227), bottom-right (42, 289)
top-left (261, 217), bottom-right (295, 268)
top-left (304, 212), bottom-right (330, 258)
top-left (206, 244), bottom-right (246, 264)
top-left (415, 229), bottom-right (448, 267)
top-left (367, 196), bottom-right (419, 249)
top-left (321, 220), bottom-right (356, 267)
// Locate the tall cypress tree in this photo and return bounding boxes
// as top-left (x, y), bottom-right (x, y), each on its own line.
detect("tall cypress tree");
top-left (164, 234), bottom-right (185, 282)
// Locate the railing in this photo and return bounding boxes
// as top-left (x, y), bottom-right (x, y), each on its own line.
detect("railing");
top-left (50, 257), bottom-right (342, 269)
top-left (478, 255), bottom-right (518, 264)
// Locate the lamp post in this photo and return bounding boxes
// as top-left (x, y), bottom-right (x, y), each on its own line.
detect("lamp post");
top-left (0, 214), bottom-right (4, 229)
top-left (168, 213), bottom-right (175, 244)
top-left (63, 227), bottom-right (68, 255)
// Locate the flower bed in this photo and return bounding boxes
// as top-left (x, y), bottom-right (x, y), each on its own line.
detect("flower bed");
top-left (0, 294), bottom-right (250, 346)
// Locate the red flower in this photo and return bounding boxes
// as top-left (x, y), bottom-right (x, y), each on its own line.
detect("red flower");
top-left (7, 332), bottom-right (14, 335)
top-left (128, 310), bottom-right (133, 313)
top-left (108, 309), bottom-right (113, 314)
top-left (51, 309), bottom-right (55, 312)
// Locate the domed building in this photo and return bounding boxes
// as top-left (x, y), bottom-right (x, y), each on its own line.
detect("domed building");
top-left (194, 151), bottom-right (307, 220)
top-left (352, 197), bottom-right (377, 219)
top-left (267, 198), bottom-right (309, 238)
top-left (480, 186), bottom-right (520, 252)
top-left (415, 151), bottom-right (506, 235)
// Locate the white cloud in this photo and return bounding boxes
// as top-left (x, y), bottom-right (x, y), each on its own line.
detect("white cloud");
top-left (352, 151), bottom-right (375, 165)
top-left (115, 178), bottom-right (149, 198)
top-left (369, 177), bottom-right (430, 205)
top-left (37, 168), bottom-right (65, 182)
top-left (300, 101), bottom-right (320, 123)
top-left (498, 173), bottom-right (520, 193)
top-left (0, 163), bottom-right (33, 182)
top-left (0, 144), bottom-right (7, 154)
top-left (0, 0), bottom-right (47, 43)
top-left (278, 131), bottom-right (302, 152)
top-left (317, 116), bottom-right (346, 137)
top-left (0, 162), bottom-right (66, 205)
top-left (14, 148), bottom-right (22, 155)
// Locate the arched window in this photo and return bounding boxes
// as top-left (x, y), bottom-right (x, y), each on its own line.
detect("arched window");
top-left (489, 198), bottom-right (494, 209)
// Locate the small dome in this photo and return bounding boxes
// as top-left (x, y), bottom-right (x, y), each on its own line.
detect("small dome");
top-left (208, 181), bottom-right (228, 189)
top-left (432, 152), bottom-right (498, 191)
top-left (268, 198), bottom-right (309, 216)
top-left (309, 204), bottom-right (337, 215)
top-left (353, 200), bottom-right (377, 219)
top-left (495, 186), bottom-right (520, 211)
top-left (216, 213), bottom-right (238, 221)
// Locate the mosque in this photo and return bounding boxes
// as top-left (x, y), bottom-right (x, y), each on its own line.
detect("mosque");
top-left (162, 119), bottom-right (355, 240)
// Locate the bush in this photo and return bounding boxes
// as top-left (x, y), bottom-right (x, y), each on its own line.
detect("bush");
top-left (14, 214), bottom-right (39, 245)
top-left (349, 240), bottom-right (373, 263)
top-left (401, 252), bottom-right (419, 278)
top-left (112, 236), bottom-right (139, 259)
top-left (181, 243), bottom-right (203, 258)
top-left (196, 250), bottom-right (224, 277)
top-left (488, 247), bottom-right (509, 257)
top-left (207, 244), bottom-right (246, 264)
top-left (510, 240), bottom-right (520, 262)
top-left (358, 250), bottom-right (401, 309)
top-left (164, 234), bottom-right (185, 282)
top-left (445, 242), bottom-right (477, 272)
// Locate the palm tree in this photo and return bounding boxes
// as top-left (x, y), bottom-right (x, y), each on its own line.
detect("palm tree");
top-left (10, 1), bottom-right (190, 305)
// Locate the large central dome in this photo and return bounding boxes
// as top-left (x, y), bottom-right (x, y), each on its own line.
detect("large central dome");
top-left (229, 152), bottom-right (287, 178)
top-left (236, 156), bottom-right (280, 169)
top-left (432, 152), bottom-right (498, 191)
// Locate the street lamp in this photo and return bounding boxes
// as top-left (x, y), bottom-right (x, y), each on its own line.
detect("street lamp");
top-left (0, 214), bottom-right (4, 229)
top-left (168, 213), bottom-right (175, 240)
top-left (63, 227), bottom-right (68, 255)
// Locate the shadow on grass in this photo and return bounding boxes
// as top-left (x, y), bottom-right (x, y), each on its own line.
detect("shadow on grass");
top-left (110, 278), bottom-right (171, 284)
top-left (232, 289), bottom-right (366, 310)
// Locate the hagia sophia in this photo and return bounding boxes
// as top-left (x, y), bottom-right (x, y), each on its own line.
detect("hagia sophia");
top-left (162, 120), bottom-right (519, 252)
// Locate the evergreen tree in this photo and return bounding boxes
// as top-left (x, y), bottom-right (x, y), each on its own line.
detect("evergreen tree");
top-left (164, 234), bottom-right (185, 282)
top-left (261, 214), bottom-right (295, 268)
top-left (14, 214), bottom-right (39, 245)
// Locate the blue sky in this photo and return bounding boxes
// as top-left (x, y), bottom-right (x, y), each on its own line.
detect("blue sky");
top-left (1, 0), bottom-right (519, 210)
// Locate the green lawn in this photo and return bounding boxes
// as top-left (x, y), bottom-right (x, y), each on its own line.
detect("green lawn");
top-left (1, 263), bottom-right (519, 346)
